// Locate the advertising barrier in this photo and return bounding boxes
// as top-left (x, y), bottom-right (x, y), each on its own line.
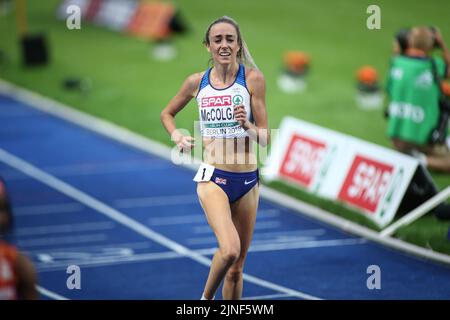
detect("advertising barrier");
top-left (263, 117), bottom-right (419, 227)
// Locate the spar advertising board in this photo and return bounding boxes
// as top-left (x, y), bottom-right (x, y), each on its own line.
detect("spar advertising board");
top-left (263, 117), bottom-right (419, 228)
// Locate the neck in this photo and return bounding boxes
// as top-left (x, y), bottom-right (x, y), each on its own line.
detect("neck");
top-left (406, 48), bottom-right (428, 57)
top-left (212, 62), bottom-right (239, 85)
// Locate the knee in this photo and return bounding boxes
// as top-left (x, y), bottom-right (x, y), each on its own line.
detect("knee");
top-left (225, 266), bottom-right (243, 283)
top-left (221, 245), bottom-right (240, 265)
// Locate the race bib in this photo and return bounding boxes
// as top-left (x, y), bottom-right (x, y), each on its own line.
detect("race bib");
top-left (193, 163), bottom-right (215, 182)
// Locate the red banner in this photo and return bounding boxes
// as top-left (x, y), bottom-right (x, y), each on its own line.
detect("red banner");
top-left (279, 134), bottom-right (327, 187)
top-left (338, 155), bottom-right (394, 213)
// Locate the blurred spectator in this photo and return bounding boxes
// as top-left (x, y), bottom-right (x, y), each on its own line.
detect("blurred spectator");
top-left (386, 26), bottom-right (450, 173)
top-left (0, 177), bottom-right (38, 300)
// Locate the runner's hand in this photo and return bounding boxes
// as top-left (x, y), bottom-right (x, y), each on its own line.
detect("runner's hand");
top-left (172, 130), bottom-right (195, 152)
top-left (234, 104), bottom-right (249, 127)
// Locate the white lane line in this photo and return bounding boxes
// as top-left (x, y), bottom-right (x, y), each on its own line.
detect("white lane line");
top-left (16, 221), bottom-right (115, 236)
top-left (25, 241), bottom-right (151, 255)
top-left (41, 161), bottom-right (170, 177)
top-left (187, 235), bottom-right (319, 246)
top-left (36, 286), bottom-right (69, 300)
top-left (247, 238), bottom-right (367, 252)
top-left (36, 238), bottom-right (366, 272)
top-left (18, 234), bottom-right (108, 248)
top-left (242, 293), bottom-right (293, 300)
top-left (46, 163), bottom-right (171, 178)
top-left (114, 194), bottom-right (199, 208)
top-left (186, 229), bottom-right (327, 245)
top-left (192, 220), bottom-right (281, 234)
top-left (192, 239), bottom-right (366, 255)
top-left (1, 161), bottom-right (172, 181)
top-left (37, 251), bottom-right (183, 272)
top-left (251, 236), bottom-right (318, 245)
top-left (252, 229), bottom-right (326, 239)
top-left (0, 148), bottom-right (320, 300)
top-left (13, 203), bottom-right (85, 216)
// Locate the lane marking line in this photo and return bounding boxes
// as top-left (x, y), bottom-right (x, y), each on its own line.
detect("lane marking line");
top-left (36, 286), bottom-right (69, 300)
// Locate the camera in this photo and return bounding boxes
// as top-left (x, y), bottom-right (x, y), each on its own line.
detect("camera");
top-left (395, 26), bottom-right (440, 54)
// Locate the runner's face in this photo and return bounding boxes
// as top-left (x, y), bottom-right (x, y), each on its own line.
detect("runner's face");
top-left (207, 23), bottom-right (240, 65)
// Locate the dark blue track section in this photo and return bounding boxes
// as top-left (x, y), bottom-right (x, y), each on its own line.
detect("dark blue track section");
top-left (0, 93), bottom-right (449, 300)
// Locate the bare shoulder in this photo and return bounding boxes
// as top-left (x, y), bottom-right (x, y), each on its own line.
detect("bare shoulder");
top-left (186, 72), bottom-right (204, 85)
top-left (245, 67), bottom-right (265, 82)
top-left (184, 72), bottom-right (205, 96)
top-left (245, 68), bottom-right (265, 94)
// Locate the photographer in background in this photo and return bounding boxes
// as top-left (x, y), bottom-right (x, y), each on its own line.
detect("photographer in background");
top-left (386, 26), bottom-right (450, 173)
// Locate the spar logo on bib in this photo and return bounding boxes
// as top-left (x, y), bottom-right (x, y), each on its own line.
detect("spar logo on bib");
top-left (232, 95), bottom-right (243, 105)
top-left (338, 155), bottom-right (394, 213)
top-left (279, 134), bottom-right (327, 187)
top-left (201, 95), bottom-right (232, 108)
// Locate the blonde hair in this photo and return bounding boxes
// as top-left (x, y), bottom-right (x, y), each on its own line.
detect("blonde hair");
top-left (203, 16), bottom-right (258, 69)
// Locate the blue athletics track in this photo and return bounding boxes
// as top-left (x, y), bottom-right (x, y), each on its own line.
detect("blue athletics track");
top-left (0, 88), bottom-right (449, 300)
